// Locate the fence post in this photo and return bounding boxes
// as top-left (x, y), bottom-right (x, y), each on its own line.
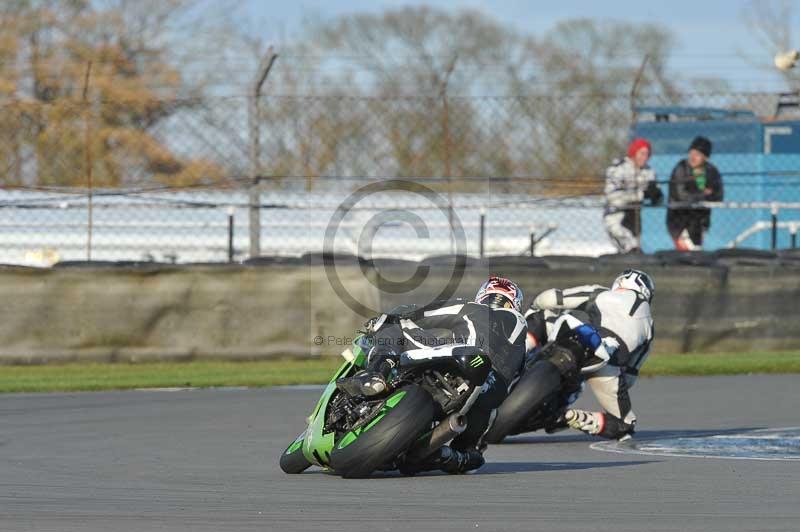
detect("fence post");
top-left (479, 208), bottom-right (486, 259)
top-left (227, 206), bottom-right (235, 263)
top-left (439, 55), bottom-right (457, 254)
top-left (248, 47), bottom-right (278, 259)
top-left (771, 203), bottom-right (779, 250)
top-left (529, 227), bottom-right (536, 257)
top-left (82, 61), bottom-right (93, 261)
top-left (629, 54), bottom-right (650, 129)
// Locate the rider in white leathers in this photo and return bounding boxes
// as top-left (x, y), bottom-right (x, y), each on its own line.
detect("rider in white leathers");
top-left (524, 270), bottom-right (655, 440)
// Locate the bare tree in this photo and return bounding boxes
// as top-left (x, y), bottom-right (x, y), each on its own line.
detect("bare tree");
top-left (0, 0), bottom-right (237, 188)
top-left (506, 18), bottom-right (678, 192)
top-left (244, 7), bottom-right (750, 196)
top-left (311, 7), bottom-right (515, 96)
top-left (274, 7), bottom-right (528, 186)
top-left (741, 0), bottom-right (799, 89)
top-left (257, 10), bottom-right (691, 192)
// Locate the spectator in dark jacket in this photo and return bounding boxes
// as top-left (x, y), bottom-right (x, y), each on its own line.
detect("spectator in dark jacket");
top-left (666, 136), bottom-right (724, 250)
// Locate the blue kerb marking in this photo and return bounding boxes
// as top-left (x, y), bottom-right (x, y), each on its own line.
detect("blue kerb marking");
top-left (592, 427), bottom-right (800, 461)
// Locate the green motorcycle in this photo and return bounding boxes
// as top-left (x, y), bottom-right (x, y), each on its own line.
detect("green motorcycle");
top-left (279, 334), bottom-right (491, 478)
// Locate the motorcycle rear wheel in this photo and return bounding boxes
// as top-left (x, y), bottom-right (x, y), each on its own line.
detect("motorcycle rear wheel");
top-left (484, 360), bottom-right (563, 444)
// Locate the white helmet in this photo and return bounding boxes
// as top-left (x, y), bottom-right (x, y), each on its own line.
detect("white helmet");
top-left (611, 269), bottom-right (654, 302)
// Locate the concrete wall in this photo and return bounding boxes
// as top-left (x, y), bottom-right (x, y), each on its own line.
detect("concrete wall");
top-left (1, 256), bottom-right (798, 363)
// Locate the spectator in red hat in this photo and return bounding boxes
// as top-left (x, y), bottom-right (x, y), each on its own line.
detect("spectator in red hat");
top-left (666, 136), bottom-right (724, 250)
top-left (603, 138), bottom-right (663, 253)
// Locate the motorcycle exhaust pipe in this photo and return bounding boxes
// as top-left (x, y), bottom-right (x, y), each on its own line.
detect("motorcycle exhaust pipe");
top-left (405, 413), bottom-right (467, 463)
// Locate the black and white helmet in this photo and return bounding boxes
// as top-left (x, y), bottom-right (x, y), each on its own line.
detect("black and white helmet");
top-left (611, 269), bottom-right (654, 302)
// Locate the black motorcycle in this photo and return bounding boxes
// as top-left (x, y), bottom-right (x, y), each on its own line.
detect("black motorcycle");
top-left (484, 320), bottom-right (606, 444)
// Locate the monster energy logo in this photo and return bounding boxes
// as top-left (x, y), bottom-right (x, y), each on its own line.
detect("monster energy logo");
top-left (469, 356), bottom-right (485, 368)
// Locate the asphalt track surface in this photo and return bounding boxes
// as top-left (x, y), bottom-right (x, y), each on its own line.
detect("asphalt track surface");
top-left (2, 375), bottom-right (800, 532)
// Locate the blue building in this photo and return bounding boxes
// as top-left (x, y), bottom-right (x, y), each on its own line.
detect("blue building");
top-left (633, 105), bottom-right (800, 251)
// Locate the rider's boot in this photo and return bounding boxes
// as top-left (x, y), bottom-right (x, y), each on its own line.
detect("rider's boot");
top-left (336, 369), bottom-right (389, 397)
top-left (544, 413), bottom-right (569, 434)
top-left (336, 355), bottom-right (397, 397)
top-left (565, 409), bottom-right (635, 440)
top-left (565, 408), bottom-right (604, 435)
top-left (437, 446), bottom-right (485, 474)
top-left (400, 446), bottom-right (485, 475)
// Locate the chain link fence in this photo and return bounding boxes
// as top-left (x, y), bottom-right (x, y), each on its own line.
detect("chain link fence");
top-left (1, 90), bottom-right (799, 265)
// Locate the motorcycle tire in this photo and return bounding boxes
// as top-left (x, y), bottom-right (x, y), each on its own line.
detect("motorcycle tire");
top-left (329, 384), bottom-right (434, 478)
top-left (279, 431), bottom-right (313, 474)
top-left (484, 360), bottom-right (563, 444)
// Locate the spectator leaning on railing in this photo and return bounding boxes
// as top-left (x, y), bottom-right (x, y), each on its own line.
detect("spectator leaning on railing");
top-left (603, 138), bottom-right (664, 253)
top-left (667, 136), bottom-right (724, 250)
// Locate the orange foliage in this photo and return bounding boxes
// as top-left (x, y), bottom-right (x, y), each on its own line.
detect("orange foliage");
top-left (0, 2), bottom-right (214, 188)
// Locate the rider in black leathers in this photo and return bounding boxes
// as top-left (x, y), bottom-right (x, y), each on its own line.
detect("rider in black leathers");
top-left (337, 276), bottom-right (528, 474)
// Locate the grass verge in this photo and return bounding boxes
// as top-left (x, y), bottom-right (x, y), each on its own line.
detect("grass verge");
top-left (640, 351), bottom-right (800, 377)
top-left (0, 352), bottom-right (798, 393)
top-left (0, 358), bottom-right (344, 393)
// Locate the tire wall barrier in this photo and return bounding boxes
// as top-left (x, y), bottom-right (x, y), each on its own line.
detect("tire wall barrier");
top-left (1, 254), bottom-right (798, 363)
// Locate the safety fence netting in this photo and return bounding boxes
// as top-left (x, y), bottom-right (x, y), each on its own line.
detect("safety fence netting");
top-left (2, 91), bottom-right (800, 265)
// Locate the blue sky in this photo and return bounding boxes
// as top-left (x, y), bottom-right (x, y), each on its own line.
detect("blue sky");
top-left (238, 0), bottom-right (789, 91)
